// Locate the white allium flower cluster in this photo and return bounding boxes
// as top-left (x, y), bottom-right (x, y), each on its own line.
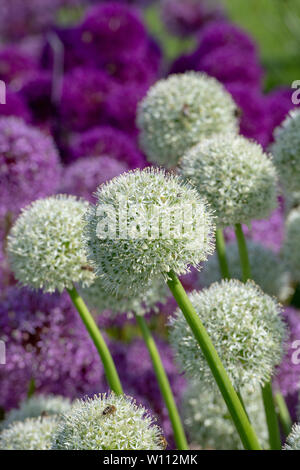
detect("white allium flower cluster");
top-left (283, 207), bottom-right (300, 282)
top-left (7, 195), bottom-right (95, 293)
top-left (183, 380), bottom-right (268, 450)
top-left (199, 240), bottom-right (285, 297)
top-left (272, 109), bottom-right (300, 193)
top-left (81, 276), bottom-right (168, 317)
top-left (0, 416), bottom-right (58, 450)
top-left (283, 423), bottom-right (300, 450)
top-left (51, 394), bottom-right (164, 450)
top-left (83, 168), bottom-right (215, 296)
top-left (1, 395), bottom-right (72, 429)
top-left (137, 72), bottom-right (238, 167)
top-left (169, 280), bottom-right (286, 390)
top-left (179, 134), bottom-right (278, 228)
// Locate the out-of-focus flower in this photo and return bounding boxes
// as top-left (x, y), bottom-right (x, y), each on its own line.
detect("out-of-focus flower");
top-left (60, 156), bottom-right (128, 202)
top-left (68, 125), bottom-right (145, 168)
top-left (0, 416), bottom-right (58, 450)
top-left (0, 47), bottom-right (37, 88)
top-left (266, 87), bottom-right (299, 138)
top-left (0, 117), bottom-right (60, 219)
top-left (0, 89), bottom-right (31, 122)
top-left (20, 71), bottom-right (54, 124)
top-left (283, 207), bottom-right (300, 283)
top-left (283, 423), bottom-right (300, 450)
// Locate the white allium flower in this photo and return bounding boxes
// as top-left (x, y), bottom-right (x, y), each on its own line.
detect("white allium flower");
top-left (183, 380), bottom-right (268, 450)
top-left (7, 195), bottom-right (95, 293)
top-left (2, 395), bottom-right (72, 429)
top-left (272, 109), bottom-right (300, 193)
top-left (83, 168), bottom-right (215, 296)
top-left (283, 423), bottom-right (300, 450)
top-left (137, 72), bottom-right (238, 167)
top-left (169, 280), bottom-right (286, 390)
top-left (0, 416), bottom-right (58, 450)
top-left (80, 277), bottom-right (168, 317)
top-left (179, 134), bottom-right (278, 228)
top-left (283, 207), bottom-right (300, 282)
top-left (199, 240), bottom-right (285, 297)
top-left (51, 394), bottom-right (164, 450)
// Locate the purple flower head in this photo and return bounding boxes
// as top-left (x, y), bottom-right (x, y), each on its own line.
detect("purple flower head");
top-left (0, 117), bottom-right (61, 218)
top-left (274, 307), bottom-right (300, 397)
top-left (60, 67), bottom-right (115, 132)
top-left (68, 125), bottom-right (145, 168)
top-left (79, 2), bottom-right (148, 62)
top-left (60, 156), bottom-right (128, 202)
top-left (19, 71), bottom-right (54, 125)
top-left (0, 47), bottom-right (37, 87)
top-left (161, 0), bottom-right (224, 37)
top-left (226, 83), bottom-right (273, 148)
top-left (0, 89), bottom-right (31, 122)
top-left (266, 87), bottom-right (300, 140)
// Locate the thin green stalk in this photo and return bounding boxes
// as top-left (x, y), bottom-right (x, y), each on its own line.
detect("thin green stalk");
top-left (67, 286), bottom-right (123, 395)
top-left (261, 382), bottom-right (282, 450)
top-left (215, 228), bottom-right (230, 279)
top-left (135, 315), bottom-right (188, 450)
top-left (27, 378), bottom-right (35, 399)
top-left (234, 223), bottom-right (251, 282)
top-left (275, 391), bottom-right (292, 437)
top-left (167, 270), bottom-right (261, 450)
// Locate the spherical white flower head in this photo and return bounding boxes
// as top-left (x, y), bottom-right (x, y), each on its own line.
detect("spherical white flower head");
top-left (2, 395), bottom-right (72, 429)
top-left (199, 240), bottom-right (285, 297)
top-left (272, 109), bottom-right (300, 193)
top-left (81, 276), bottom-right (168, 317)
top-left (83, 168), bottom-right (215, 296)
top-left (7, 195), bottom-right (95, 293)
top-left (0, 416), bottom-right (58, 450)
top-left (51, 394), bottom-right (164, 450)
top-left (183, 380), bottom-right (268, 450)
top-left (169, 280), bottom-right (286, 390)
top-left (179, 134), bottom-right (278, 228)
top-left (284, 423), bottom-right (300, 450)
top-left (137, 72), bottom-right (238, 167)
top-left (283, 207), bottom-right (300, 282)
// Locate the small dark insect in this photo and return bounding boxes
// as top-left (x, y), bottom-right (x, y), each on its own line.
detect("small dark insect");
top-left (159, 435), bottom-right (168, 450)
top-left (102, 405), bottom-right (117, 416)
top-left (81, 265), bottom-right (94, 272)
top-left (182, 103), bottom-right (190, 116)
top-left (234, 107), bottom-right (243, 119)
top-left (41, 411), bottom-right (49, 418)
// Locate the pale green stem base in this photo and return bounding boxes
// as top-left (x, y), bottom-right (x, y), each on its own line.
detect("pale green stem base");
top-left (216, 228), bottom-right (230, 279)
top-left (261, 382), bottom-right (282, 450)
top-left (234, 223), bottom-right (251, 282)
top-left (67, 286), bottom-right (123, 395)
top-left (167, 270), bottom-right (261, 450)
top-left (136, 314), bottom-right (188, 450)
top-left (275, 391), bottom-right (292, 437)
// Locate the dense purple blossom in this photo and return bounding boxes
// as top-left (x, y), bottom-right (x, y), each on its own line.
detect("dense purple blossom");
top-left (0, 117), bottom-right (61, 218)
top-left (266, 87), bottom-right (299, 140)
top-left (19, 71), bottom-right (54, 124)
top-left (0, 47), bottom-right (36, 87)
top-left (68, 125), bottom-right (145, 168)
top-left (60, 155), bottom-right (128, 202)
top-left (0, 89), bottom-right (31, 122)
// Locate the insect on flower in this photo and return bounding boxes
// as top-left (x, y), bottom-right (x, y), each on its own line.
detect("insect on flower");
top-left (102, 405), bottom-right (116, 417)
top-left (159, 435), bottom-right (168, 449)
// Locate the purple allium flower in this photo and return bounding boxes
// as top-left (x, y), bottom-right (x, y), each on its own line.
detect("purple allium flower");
top-left (68, 125), bottom-right (145, 168)
top-left (266, 87), bottom-right (299, 140)
top-left (60, 156), bottom-right (128, 202)
top-left (0, 89), bottom-right (31, 122)
top-left (274, 307), bottom-right (300, 397)
top-left (19, 71), bottom-right (53, 125)
top-left (60, 67), bottom-right (115, 132)
top-left (0, 117), bottom-right (61, 218)
top-left (226, 83), bottom-right (273, 148)
top-left (79, 2), bottom-right (148, 62)
top-left (161, 0), bottom-right (224, 37)
top-left (0, 47), bottom-right (37, 87)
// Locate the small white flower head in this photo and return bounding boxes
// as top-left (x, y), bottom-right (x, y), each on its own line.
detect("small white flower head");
top-left (2, 395), bottom-right (72, 429)
top-left (179, 134), bottom-right (278, 228)
top-left (283, 423), bottom-right (300, 450)
top-left (272, 109), bottom-right (300, 193)
top-left (183, 380), bottom-right (268, 450)
top-left (199, 240), bottom-right (285, 297)
top-left (283, 207), bottom-right (300, 282)
top-left (83, 168), bottom-right (215, 296)
top-left (51, 393), bottom-right (164, 450)
top-left (81, 277), bottom-right (168, 317)
top-left (137, 72), bottom-right (238, 167)
top-left (0, 416), bottom-right (58, 450)
top-left (7, 195), bottom-right (95, 293)
top-left (169, 280), bottom-right (286, 390)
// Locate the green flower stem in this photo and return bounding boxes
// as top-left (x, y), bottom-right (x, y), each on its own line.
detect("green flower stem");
top-left (234, 223), bottom-right (251, 282)
top-left (135, 314), bottom-right (188, 450)
top-left (67, 286), bottom-right (123, 395)
top-left (261, 382), bottom-right (282, 450)
top-left (275, 391), bottom-right (292, 437)
top-left (166, 270), bottom-right (261, 450)
top-left (215, 228), bottom-right (230, 279)
top-left (27, 378), bottom-right (35, 399)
